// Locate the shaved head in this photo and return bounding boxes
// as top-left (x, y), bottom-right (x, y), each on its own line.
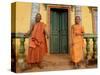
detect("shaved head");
top-left (35, 13), bottom-right (42, 23)
top-left (75, 16), bottom-right (81, 24)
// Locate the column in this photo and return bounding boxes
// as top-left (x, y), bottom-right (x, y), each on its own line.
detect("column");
top-left (31, 3), bottom-right (40, 24)
top-left (75, 6), bottom-right (81, 17)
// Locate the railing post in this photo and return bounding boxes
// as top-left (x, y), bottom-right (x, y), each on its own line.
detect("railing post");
top-left (85, 37), bottom-right (90, 66)
top-left (18, 35), bottom-right (25, 70)
top-left (89, 37), bottom-right (97, 64)
top-left (92, 38), bottom-right (97, 59)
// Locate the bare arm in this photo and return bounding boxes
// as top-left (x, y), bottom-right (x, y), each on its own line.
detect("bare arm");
top-left (82, 26), bottom-right (84, 34)
top-left (25, 24), bottom-right (34, 36)
top-left (44, 25), bottom-right (49, 39)
top-left (71, 25), bottom-right (74, 45)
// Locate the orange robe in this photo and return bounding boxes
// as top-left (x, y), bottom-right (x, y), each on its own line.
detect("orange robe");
top-left (27, 22), bottom-right (48, 64)
top-left (71, 24), bottom-right (84, 63)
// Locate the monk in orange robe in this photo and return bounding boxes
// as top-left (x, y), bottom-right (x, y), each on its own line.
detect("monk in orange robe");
top-left (25, 13), bottom-right (48, 69)
top-left (71, 16), bottom-right (84, 69)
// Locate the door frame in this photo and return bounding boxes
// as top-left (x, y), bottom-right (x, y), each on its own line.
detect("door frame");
top-left (47, 5), bottom-right (72, 54)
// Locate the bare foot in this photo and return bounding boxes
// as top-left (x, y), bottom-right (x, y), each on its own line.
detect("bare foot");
top-left (27, 64), bottom-right (33, 69)
top-left (37, 63), bottom-right (43, 69)
top-left (73, 63), bottom-right (79, 69)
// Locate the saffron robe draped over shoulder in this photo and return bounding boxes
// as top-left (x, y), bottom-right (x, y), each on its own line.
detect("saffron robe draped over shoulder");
top-left (71, 24), bottom-right (84, 63)
top-left (27, 22), bottom-right (48, 64)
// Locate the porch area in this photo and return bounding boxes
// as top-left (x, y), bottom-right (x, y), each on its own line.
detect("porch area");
top-left (16, 54), bottom-right (97, 72)
top-left (11, 33), bottom-right (97, 72)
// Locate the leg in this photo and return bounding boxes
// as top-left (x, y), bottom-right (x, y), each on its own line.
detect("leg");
top-left (73, 62), bottom-right (79, 69)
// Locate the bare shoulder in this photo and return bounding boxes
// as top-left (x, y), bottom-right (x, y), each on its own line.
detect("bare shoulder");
top-left (31, 24), bottom-right (35, 29)
top-left (41, 22), bottom-right (47, 27)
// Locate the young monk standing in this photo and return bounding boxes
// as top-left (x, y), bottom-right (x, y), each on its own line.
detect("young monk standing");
top-left (71, 16), bottom-right (84, 69)
top-left (25, 13), bottom-right (48, 69)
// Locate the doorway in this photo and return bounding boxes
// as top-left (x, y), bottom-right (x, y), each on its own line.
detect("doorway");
top-left (50, 8), bottom-right (68, 54)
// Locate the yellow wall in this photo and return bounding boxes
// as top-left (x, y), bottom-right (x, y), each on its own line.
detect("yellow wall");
top-left (81, 6), bottom-right (93, 33)
top-left (13, 2), bottom-right (94, 55)
top-left (39, 4), bottom-right (48, 25)
top-left (15, 3), bottom-right (93, 34)
top-left (15, 2), bottom-right (32, 55)
top-left (16, 2), bottom-right (32, 33)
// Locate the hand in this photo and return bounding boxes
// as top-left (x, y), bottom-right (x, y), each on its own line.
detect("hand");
top-left (24, 33), bottom-right (28, 36)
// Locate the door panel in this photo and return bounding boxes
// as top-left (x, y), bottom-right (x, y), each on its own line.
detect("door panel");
top-left (50, 11), bottom-right (60, 53)
top-left (60, 12), bottom-right (68, 53)
top-left (50, 8), bottom-right (68, 54)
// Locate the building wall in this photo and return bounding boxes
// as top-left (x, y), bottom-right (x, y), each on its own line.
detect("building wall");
top-left (14, 2), bottom-right (32, 55)
top-left (14, 3), bottom-right (94, 34)
top-left (16, 2), bottom-right (32, 33)
top-left (13, 2), bottom-right (94, 55)
top-left (39, 4), bottom-right (48, 25)
top-left (81, 6), bottom-right (93, 33)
